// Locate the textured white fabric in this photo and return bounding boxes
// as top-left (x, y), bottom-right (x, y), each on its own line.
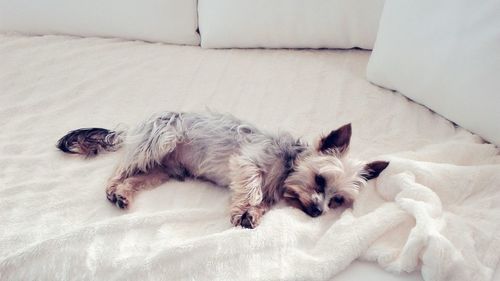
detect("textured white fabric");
top-left (0, 0), bottom-right (200, 45)
top-left (1, 34), bottom-right (499, 281)
top-left (367, 0), bottom-right (500, 145)
top-left (198, 0), bottom-right (385, 49)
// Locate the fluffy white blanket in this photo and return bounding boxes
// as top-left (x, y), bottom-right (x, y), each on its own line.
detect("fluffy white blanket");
top-left (0, 34), bottom-right (499, 281)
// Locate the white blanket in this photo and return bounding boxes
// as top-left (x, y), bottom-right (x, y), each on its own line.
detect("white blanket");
top-left (0, 34), bottom-right (499, 281)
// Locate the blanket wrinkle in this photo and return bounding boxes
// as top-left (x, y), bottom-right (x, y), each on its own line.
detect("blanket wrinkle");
top-left (1, 34), bottom-right (499, 281)
top-left (361, 156), bottom-right (500, 281)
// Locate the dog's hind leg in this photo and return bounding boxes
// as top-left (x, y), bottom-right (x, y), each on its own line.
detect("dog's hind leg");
top-left (106, 167), bottom-right (169, 209)
top-left (115, 112), bottom-right (184, 179)
top-left (105, 114), bottom-right (185, 209)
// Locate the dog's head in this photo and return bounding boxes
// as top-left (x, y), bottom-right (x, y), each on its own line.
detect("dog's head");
top-left (283, 124), bottom-right (389, 217)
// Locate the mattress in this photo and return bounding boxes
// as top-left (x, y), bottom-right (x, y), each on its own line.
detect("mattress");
top-left (0, 34), bottom-right (499, 281)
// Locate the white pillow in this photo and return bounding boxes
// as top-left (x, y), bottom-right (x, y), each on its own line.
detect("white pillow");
top-left (0, 0), bottom-right (199, 45)
top-left (198, 0), bottom-right (385, 49)
top-left (367, 0), bottom-right (500, 145)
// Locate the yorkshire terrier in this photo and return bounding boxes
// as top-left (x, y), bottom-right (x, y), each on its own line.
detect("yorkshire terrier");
top-left (57, 111), bottom-right (388, 228)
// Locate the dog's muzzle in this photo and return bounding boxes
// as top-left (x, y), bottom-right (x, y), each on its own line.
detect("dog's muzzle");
top-left (305, 204), bottom-right (323, 217)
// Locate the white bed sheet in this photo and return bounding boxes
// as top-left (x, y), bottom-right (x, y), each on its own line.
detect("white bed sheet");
top-left (0, 34), bottom-right (499, 281)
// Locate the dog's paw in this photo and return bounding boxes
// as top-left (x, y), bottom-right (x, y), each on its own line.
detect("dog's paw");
top-left (230, 213), bottom-right (243, 227)
top-left (231, 211), bottom-right (257, 229)
top-left (106, 192), bottom-right (117, 204)
top-left (114, 194), bottom-right (129, 209)
top-left (240, 208), bottom-right (263, 229)
top-left (230, 211), bottom-right (258, 228)
top-left (106, 183), bottom-right (132, 209)
top-left (106, 184), bottom-right (118, 203)
top-left (240, 212), bottom-right (255, 229)
top-left (106, 190), bottom-right (130, 209)
top-left (230, 206), bottom-right (265, 229)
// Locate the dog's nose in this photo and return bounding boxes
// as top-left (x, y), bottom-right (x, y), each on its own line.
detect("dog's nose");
top-left (306, 204), bottom-right (323, 217)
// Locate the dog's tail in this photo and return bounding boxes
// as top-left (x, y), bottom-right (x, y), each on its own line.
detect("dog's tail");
top-left (56, 127), bottom-right (125, 157)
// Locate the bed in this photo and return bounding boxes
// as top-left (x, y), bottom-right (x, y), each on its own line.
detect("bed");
top-left (1, 33), bottom-right (499, 281)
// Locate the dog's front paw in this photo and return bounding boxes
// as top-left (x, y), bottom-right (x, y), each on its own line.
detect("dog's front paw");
top-left (106, 182), bottom-right (132, 209)
top-left (230, 206), bottom-right (266, 229)
top-left (230, 210), bottom-right (259, 229)
top-left (114, 194), bottom-right (129, 209)
top-left (106, 183), bottom-right (118, 203)
top-left (230, 212), bottom-right (244, 227)
top-left (240, 212), bottom-right (257, 229)
top-left (240, 207), bottom-right (264, 229)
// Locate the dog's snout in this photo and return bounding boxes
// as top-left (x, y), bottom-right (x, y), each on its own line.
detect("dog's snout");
top-left (306, 204), bottom-right (323, 217)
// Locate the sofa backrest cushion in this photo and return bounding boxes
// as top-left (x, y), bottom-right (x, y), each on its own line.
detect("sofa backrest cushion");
top-left (367, 0), bottom-right (500, 145)
top-left (0, 0), bottom-right (200, 45)
top-left (198, 0), bottom-right (385, 50)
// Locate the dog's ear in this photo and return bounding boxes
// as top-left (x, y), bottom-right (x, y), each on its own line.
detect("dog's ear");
top-left (363, 161), bottom-right (389, 180)
top-left (317, 123), bottom-right (352, 155)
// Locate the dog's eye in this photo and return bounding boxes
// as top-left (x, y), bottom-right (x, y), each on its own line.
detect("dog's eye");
top-left (315, 174), bottom-right (326, 193)
top-left (333, 195), bottom-right (344, 204)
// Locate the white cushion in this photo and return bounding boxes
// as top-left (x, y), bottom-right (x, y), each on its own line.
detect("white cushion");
top-left (198, 0), bottom-right (385, 49)
top-left (367, 0), bottom-right (500, 145)
top-left (0, 0), bottom-right (199, 45)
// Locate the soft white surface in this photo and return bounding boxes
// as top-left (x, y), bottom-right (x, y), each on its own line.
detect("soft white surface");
top-left (367, 0), bottom-right (500, 145)
top-left (0, 0), bottom-right (200, 45)
top-left (198, 0), bottom-right (385, 49)
top-left (1, 34), bottom-right (499, 281)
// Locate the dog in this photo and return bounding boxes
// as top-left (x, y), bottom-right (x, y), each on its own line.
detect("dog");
top-left (57, 111), bottom-right (388, 228)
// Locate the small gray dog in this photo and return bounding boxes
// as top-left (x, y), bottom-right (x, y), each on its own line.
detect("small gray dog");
top-left (57, 111), bottom-right (388, 228)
